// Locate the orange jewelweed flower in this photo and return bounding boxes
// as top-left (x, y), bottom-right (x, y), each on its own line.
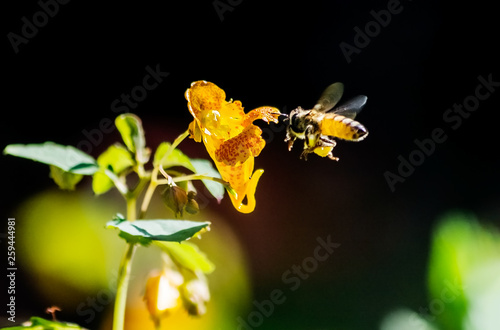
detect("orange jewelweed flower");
top-left (186, 81), bottom-right (280, 213)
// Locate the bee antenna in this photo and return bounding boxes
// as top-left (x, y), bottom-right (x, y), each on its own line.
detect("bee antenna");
top-left (277, 105), bottom-right (290, 115)
top-left (277, 113), bottom-right (289, 125)
top-left (278, 106), bottom-right (290, 121)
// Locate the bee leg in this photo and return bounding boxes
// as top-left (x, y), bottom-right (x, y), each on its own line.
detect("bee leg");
top-left (318, 136), bottom-right (339, 161)
top-left (287, 137), bottom-right (296, 151)
top-left (299, 149), bottom-right (312, 161)
top-left (327, 153), bottom-right (339, 161)
top-left (284, 131), bottom-right (296, 151)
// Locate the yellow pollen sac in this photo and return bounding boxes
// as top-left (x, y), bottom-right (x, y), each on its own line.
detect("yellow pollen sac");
top-left (313, 146), bottom-right (334, 158)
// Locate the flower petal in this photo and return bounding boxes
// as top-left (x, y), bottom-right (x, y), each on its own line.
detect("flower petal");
top-left (215, 125), bottom-right (265, 166)
top-left (243, 106), bottom-right (281, 126)
top-left (229, 169), bottom-right (264, 214)
top-left (185, 81), bottom-right (226, 119)
top-left (188, 120), bottom-right (202, 143)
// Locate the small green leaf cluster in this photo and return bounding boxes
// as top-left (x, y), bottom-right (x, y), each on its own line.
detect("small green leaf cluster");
top-left (4, 113), bottom-right (224, 232)
top-left (4, 113), bottom-right (228, 329)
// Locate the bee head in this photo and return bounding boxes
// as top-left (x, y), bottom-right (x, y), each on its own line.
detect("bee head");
top-left (288, 106), bottom-right (309, 134)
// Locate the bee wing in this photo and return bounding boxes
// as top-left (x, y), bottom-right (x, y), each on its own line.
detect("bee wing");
top-left (331, 95), bottom-right (368, 119)
top-left (312, 82), bottom-right (344, 112)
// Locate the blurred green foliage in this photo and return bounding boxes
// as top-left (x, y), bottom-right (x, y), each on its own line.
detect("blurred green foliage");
top-left (12, 189), bottom-right (251, 329)
top-left (381, 212), bottom-right (500, 330)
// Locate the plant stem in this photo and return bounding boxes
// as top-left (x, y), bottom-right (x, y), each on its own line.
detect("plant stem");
top-left (139, 129), bottom-right (190, 218)
top-left (113, 241), bottom-right (136, 330)
top-left (126, 198), bottom-right (136, 221)
top-left (112, 132), bottom-right (192, 329)
top-left (113, 197), bottom-right (138, 330)
top-left (171, 173), bottom-right (228, 185)
top-left (140, 181), bottom-right (157, 219)
top-left (105, 168), bottom-right (129, 196)
top-left (166, 129), bottom-right (190, 159)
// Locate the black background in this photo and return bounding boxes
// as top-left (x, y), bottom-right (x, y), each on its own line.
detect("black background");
top-left (3, 0), bottom-right (500, 329)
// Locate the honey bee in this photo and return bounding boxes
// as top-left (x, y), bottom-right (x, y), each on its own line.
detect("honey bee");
top-left (285, 82), bottom-right (368, 161)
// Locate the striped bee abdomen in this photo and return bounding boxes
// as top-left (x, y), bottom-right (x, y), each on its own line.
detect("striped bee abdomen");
top-left (320, 114), bottom-right (368, 141)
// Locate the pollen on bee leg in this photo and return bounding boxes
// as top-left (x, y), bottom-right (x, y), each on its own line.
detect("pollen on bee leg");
top-left (311, 146), bottom-right (337, 160)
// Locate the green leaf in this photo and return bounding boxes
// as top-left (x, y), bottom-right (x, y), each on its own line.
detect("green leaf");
top-left (106, 218), bottom-right (210, 244)
top-left (1, 316), bottom-right (85, 329)
top-left (92, 171), bottom-right (114, 195)
top-left (190, 159), bottom-right (225, 202)
top-left (97, 144), bottom-right (135, 170)
top-left (427, 213), bottom-right (500, 330)
top-left (427, 213), bottom-right (479, 330)
top-left (3, 142), bottom-right (98, 175)
top-left (49, 165), bottom-right (84, 190)
top-left (153, 142), bottom-right (195, 170)
top-left (92, 144), bottom-right (135, 195)
top-left (156, 241), bottom-right (215, 274)
top-left (115, 114), bottom-right (149, 164)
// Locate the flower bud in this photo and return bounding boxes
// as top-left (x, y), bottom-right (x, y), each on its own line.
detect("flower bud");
top-left (162, 185), bottom-right (188, 217)
top-left (185, 191), bottom-right (200, 215)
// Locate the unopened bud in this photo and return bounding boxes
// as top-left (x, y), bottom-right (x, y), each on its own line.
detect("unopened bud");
top-left (185, 191), bottom-right (199, 214)
top-left (162, 185), bottom-right (188, 217)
